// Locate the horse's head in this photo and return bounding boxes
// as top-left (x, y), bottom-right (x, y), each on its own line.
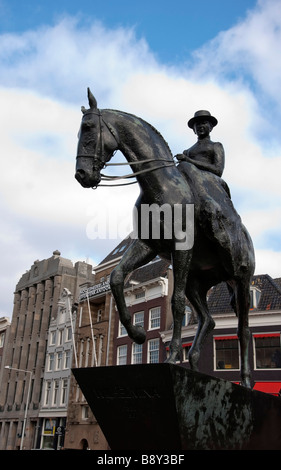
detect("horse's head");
top-left (75, 88), bottom-right (119, 188)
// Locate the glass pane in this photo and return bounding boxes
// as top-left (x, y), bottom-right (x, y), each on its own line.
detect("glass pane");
top-left (215, 339), bottom-right (239, 369)
top-left (255, 337), bottom-right (281, 368)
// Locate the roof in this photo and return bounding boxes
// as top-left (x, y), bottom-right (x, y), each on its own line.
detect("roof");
top-left (208, 274), bottom-right (281, 315)
top-left (97, 235), bottom-right (134, 267)
top-left (125, 257), bottom-right (171, 287)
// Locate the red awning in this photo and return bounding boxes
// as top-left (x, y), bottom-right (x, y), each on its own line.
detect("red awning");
top-left (214, 336), bottom-right (238, 341)
top-left (254, 382), bottom-right (281, 396)
top-left (253, 333), bottom-right (280, 338)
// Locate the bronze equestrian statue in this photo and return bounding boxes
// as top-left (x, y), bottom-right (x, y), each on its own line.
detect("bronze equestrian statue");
top-left (75, 89), bottom-right (255, 388)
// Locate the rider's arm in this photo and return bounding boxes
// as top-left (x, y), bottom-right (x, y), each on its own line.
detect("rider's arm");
top-left (177, 143), bottom-right (225, 177)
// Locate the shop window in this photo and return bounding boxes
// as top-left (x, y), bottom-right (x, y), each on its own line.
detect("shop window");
top-left (254, 334), bottom-right (281, 369)
top-left (215, 336), bottom-right (239, 370)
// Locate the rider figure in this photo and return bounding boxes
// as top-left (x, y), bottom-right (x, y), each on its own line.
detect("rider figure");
top-left (176, 110), bottom-right (225, 177)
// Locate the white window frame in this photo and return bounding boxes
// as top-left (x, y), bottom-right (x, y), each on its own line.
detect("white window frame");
top-left (52, 379), bottom-right (59, 406)
top-left (147, 338), bottom-right (159, 363)
top-left (149, 307), bottom-right (161, 330)
top-left (132, 343), bottom-right (143, 364)
top-left (118, 321), bottom-right (127, 337)
top-left (56, 351), bottom-right (62, 370)
top-left (48, 353), bottom-right (54, 371)
top-left (117, 345), bottom-right (127, 365)
top-left (133, 311), bottom-right (144, 328)
top-left (44, 381), bottom-right (51, 406)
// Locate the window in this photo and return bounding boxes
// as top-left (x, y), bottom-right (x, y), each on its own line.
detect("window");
top-left (56, 351), bottom-right (62, 370)
top-left (132, 343), bottom-right (142, 364)
top-left (0, 332), bottom-right (5, 348)
top-left (149, 307), bottom-right (161, 329)
top-left (97, 309), bottom-right (102, 322)
top-left (64, 350), bottom-right (71, 369)
top-left (61, 379), bottom-right (68, 405)
top-left (58, 330), bottom-right (63, 345)
top-left (82, 405), bottom-right (89, 419)
top-left (48, 353), bottom-right (54, 371)
top-left (183, 344), bottom-right (192, 361)
top-left (148, 339), bottom-right (159, 363)
top-left (66, 327), bottom-right (72, 341)
top-left (118, 321), bottom-right (127, 337)
top-left (250, 287), bottom-right (261, 309)
top-left (135, 291), bottom-right (145, 299)
top-left (254, 334), bottom-right (281, 369)
top-left (117, 345), bottom-right (127, 365)
top-left (53, 380), bottom-right (59, 405)
top-left (215, 337), bottom-right (239, 370)
top-left (45, 381), bottom-right (51, 406)
top-left (182, 306), bottom-right (191, 327)
top-left (134, 311), bottom-right (144, 328)
top-left (50, 331), bottom-right (56, 345)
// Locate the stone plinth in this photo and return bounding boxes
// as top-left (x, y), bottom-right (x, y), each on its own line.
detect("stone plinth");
top-left (72, 363), bottom-right (281, 450)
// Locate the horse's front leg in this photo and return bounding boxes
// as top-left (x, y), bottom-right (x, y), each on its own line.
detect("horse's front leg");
top-left (110, 238), bottom-right (156, 344)
top-left (166, 249), bottom-right (192, 363)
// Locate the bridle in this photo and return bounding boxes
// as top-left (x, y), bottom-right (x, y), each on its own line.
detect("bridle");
top-left (76, 109), bottom-right (175, 188)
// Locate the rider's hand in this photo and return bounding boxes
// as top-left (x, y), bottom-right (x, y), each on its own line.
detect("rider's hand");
top-left (175, 154), bottom-right (185, 161)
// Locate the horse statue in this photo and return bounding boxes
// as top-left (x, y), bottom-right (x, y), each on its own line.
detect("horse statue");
top-left (75, 88), bottom-right (255, 388)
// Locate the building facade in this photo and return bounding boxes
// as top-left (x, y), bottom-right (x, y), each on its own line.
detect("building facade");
top-left (63, 239), bottom-right (131, 450)
top-left (161, 274), bottom-right (281, 395)
top-left (0, 250), bottom-right (94, 450)
top-left (0, 317), bottom-right (10, 389)
top-left (38, 288), bottom-right (76, 450)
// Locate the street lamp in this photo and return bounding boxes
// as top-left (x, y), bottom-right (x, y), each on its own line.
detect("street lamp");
top-left (5, 366), bottom-right (32, 450)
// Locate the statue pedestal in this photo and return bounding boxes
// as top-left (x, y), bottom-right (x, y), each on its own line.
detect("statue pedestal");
top-left (72, 363), bottom-right (281, 450)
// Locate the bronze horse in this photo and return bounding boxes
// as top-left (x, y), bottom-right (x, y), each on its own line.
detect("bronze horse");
top-left (75, 89), bottom-right (255, 388)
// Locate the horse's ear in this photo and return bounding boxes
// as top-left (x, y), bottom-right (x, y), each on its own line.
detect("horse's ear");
top-left (87, 87), bottom-right (98, 109)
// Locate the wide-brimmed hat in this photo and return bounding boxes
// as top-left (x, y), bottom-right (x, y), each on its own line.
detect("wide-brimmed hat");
top-left (188, 110), bottom-right (218, 128)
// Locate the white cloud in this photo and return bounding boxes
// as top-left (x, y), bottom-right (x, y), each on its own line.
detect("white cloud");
top-left (1, 2), bottom-right (281, 316)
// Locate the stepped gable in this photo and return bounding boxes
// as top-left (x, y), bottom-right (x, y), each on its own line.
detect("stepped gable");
top-left (207, 274), bottom-right (281, 315)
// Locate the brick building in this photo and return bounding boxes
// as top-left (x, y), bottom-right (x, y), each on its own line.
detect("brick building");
top-left (0, 250), bottom-right (94, 450)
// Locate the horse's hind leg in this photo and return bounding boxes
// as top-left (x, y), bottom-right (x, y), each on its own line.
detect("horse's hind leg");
top-left (110, 238), bottom-right (156, 344)
top-left (186, 278), bottom-right (215, 371)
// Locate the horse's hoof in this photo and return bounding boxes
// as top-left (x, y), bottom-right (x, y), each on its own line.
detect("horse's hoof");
top-left (188, 349), bottom-right (200, 371)
top-left (241, 376), bottom-right (252, 389)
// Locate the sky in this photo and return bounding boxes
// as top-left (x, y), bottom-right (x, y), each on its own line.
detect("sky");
top-left (1, 0), bottom-right (281, 318)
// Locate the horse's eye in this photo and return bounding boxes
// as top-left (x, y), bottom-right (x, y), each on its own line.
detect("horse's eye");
top-left (82, 120), bottom-right (95, 130)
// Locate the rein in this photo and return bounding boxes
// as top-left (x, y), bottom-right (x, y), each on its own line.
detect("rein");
top-left (76, 108), bottom-right (175, 188)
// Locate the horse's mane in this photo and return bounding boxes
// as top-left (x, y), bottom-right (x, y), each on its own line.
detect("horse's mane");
top-left (105, 108), bottom-right (174, 159)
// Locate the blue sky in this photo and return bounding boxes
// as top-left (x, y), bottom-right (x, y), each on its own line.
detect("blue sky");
top-left (1, 0), bottom-right (281, 317)
top-left (0, 0), bottom-right (257, 64)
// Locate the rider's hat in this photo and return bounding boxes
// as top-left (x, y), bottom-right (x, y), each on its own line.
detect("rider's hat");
top-left (188, 110), bottom-right (218, 129)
